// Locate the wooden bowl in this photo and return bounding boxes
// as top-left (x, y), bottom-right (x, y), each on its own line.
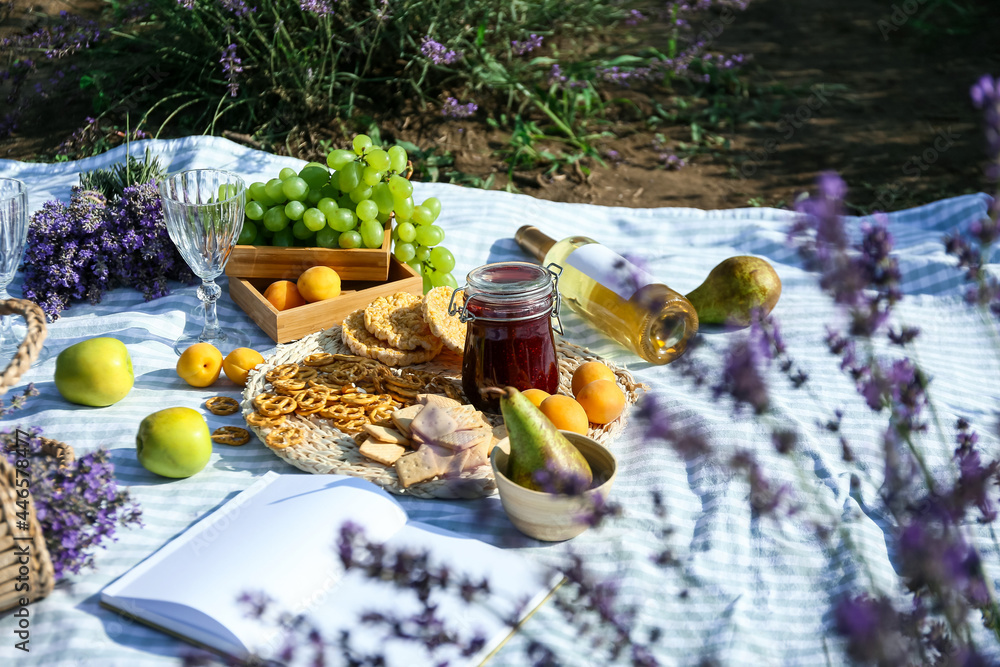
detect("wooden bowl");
top-left (490, 431), bottom-right (617, 542)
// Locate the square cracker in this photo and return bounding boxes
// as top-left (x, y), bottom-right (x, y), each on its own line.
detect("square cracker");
top-left (395, 448), bottom-right (440, 488)
top-left (359, 440), bottom-right (407, 466)
top-left (417, 394), bottom-right (463, 409)
top-left (363, 424), bottom-right (409, 445)
top-left (392, 404), bottom-right (423, 438)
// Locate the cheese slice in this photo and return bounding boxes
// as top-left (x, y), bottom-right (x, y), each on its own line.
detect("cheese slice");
top-left (410, 405), bottom-right (458, 443)
top-left (436, 428), bottom-right (491, 451)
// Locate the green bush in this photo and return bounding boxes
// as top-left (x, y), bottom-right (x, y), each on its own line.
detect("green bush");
top-left (100, 0), bottom-right (625, 138)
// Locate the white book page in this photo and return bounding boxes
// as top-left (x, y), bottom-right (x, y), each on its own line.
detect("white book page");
top-left (298, 521), bottom-right (557, 667)
top-left (101, 473), bottom-right (408, 658)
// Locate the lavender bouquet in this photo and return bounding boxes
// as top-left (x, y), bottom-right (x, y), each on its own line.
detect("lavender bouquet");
top-left (21, 154), bottom-right (194, 321)
top-left (0, 428), bottom-right (142, 580)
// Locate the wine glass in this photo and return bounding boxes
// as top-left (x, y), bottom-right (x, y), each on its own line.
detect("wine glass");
top-left (0, 178), bottom-right (49, 367)
top-left (159, 169), bottom-right (250, 356)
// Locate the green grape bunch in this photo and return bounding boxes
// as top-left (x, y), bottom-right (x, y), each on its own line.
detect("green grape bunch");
top-left (242, 134), bottom-right (457, 292)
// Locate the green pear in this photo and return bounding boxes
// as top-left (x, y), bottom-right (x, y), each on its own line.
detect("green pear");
top-left (500, 387), bottom-right (593, 493)
top-left (686, 256), bottom-right (781, 327)
top-left (54, 337), bottom-right (134, 407)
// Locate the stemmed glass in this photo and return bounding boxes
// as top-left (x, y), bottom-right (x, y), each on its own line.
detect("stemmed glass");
top-left (0, 178), bottom-right (49, 367)
top-left (159, 169), bottom-right (250, 356)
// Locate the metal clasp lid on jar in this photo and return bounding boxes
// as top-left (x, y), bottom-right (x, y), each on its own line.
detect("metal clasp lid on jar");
top-left (448, 261), bottom-right (563, 335)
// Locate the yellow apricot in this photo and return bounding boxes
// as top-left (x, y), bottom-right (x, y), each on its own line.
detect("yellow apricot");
top-left (263, 280), bottom-right (307, 311)
top-left (571, 361), bottom-right (617, 397)
top-left (176, 343), bottom-right (223, 388)
top-left (575, 379), bottom-right (626, 424)
top-left (297, 266), bottom-right (342, 303)
top-left (223, 347), bottom-right (265, 386)
top-left (521, 388), bottom-right (551, 408)
top-left (538, 394), bottom-right (589, 435)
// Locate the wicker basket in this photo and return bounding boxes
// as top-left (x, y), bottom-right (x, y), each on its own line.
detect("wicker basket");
top-left (0, 299), bottom-right (46, 397)
top-left (0, 438), bottom-right (72, 612)
top-left (0, 298), bottom-right (65, 613)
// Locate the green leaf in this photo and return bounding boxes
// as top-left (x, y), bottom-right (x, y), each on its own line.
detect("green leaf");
top-left (604, 55), bottom-right (648, 67)
top-left (395, 140), bottom-right (422, 155)
top-left (476, 24), bottom-right (486, 47)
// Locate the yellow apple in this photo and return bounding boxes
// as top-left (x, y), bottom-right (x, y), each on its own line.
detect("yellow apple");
top-left (176, 343), bottom-right (223, 387)
top-left (54, 337), bottom-right (134, 407)
top-left (136, 407), bottom-right (212, 478)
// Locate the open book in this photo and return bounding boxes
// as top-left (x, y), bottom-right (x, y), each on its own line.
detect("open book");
top-left (101, 472), bottom-right (558, 665)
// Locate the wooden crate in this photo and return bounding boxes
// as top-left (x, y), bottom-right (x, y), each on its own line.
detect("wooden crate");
top-left (225, 222), bottom-right (391, 282)
top-left (229, 258), bottom-right (423, 343)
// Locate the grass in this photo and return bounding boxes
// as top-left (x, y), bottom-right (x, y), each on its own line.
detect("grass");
top-left (2, 0), bottom-right (766, 181)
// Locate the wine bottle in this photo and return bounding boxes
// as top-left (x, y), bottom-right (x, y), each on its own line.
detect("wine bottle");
top-left (515, 226), bottom-right (698, 365)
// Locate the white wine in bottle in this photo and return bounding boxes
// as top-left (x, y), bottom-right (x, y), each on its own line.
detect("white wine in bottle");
top-left (515, 225), bottom-right (698, 365)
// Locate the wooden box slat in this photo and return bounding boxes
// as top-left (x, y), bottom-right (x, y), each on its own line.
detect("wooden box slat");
top-left (225, 222), bottom-right (391, 282)
top-left (229, 258), bottom-right (423, 343)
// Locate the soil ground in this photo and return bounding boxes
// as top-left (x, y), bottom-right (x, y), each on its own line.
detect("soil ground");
top-left (3, 0), bottom-right (999, 212)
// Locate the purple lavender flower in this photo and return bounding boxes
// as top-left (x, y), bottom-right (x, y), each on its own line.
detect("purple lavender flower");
top-left (790, 176), bottom-right (904, 338)
top-left (728, 450), bottom-right (790, 516)
top-left (625, 9), bottom-right (647, 26)
top-left (299, 0), bottom-right (332, 15)
top-left (420, 36), bottom-right (461, 66)
top-left (1, 429), bottom-right (142, 579)
top-left (109, 181), bottom-right (196, 299)
top-left (833, 594), bottom-right (919, 664)
top-left (511, 34), bottom-right (543, 56)
top-left (0, 12), bottom-right (101, 59)
top-left (22, 189), bottom-right (112, 320)
top-left (218, 0), bottom-right (254, 17)
top-left (441, 97), bottom-right (477, 118)
top-left (661, 153), bottom-right (686, 170)
top-left (0, 384), bottom-right (38, 419)
top-left (637, 394), bottom-right (712, 460)
top-left (219, 43), bottom-right (243, 97)
top-left (945, 83), bottom-right (1000, 317)
top-left (596, 65), bottom-right (657, 88)
top-left (712, 314), bottom-right (773, 414)
top-left (0, 13), bottom-right (99, 138)
top-left (548, 63), bottom-right (567, 86)
top-left (970, 74), bottom-right (999, 181)
top-left (22, 180), bottom-right (194, 320)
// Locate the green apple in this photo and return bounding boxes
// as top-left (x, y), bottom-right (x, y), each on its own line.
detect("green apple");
top-left (54, 337), bottom-right (134, 407)
top-left (136, 407), bottom-right (213, 479)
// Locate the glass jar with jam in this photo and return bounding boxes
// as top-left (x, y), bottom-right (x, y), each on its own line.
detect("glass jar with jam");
top-left (452, 262), bottom-right (562, 412)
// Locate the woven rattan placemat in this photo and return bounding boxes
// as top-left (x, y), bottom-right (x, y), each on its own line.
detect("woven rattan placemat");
top-left (243, 326), bottom-right (643, 499)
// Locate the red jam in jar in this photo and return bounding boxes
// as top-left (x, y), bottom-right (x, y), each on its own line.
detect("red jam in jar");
top-left (456, 262), bottom-right (560, 412)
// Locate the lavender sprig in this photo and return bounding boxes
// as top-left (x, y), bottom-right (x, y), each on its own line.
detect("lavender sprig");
top-left (441, 97), bottom-right (477, 118)
top-left (511, 34), bottom-right (543, 56)
top-left (420, 36), bottom-right (461, 66)
top-left (0, 383), bottom-right (38, 419)
top-left (219, 43), bottom-right (244, 97)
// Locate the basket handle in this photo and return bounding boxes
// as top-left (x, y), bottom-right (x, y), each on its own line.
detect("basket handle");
top-left (0, 299), bottom-right (47, 396)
